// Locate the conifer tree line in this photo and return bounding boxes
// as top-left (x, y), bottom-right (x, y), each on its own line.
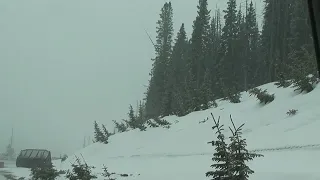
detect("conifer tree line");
top-left (139, 0), bottom-right (318, 119)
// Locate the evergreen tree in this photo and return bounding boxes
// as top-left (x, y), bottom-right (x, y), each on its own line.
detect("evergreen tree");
top-left (219, 0), bottom-right (241, 99)
top-left (112, 120), bottom-right (127, 133)
top-left (66, 157), bottom-right (97, 180)
top-left (288, 0), bottom-right (317, 82)
top-left (101, 124), bottom-right (109, 144)
top-left (228, 116), bottom-right (263, 180)
top-left (289, 0), bottom-right (313, 64)
top-left (145, 2), bottom-right (174, 118)
top-left (127, 105), bottom-right (136, 128)
top-left (260, 0), bottom-right (293, 82)
top-left (206, 114), bottom-right (232, 180)
top-left (93, 121), bottom-right (104, 143)
top-left (31, 166), bottom-right (60, 180)
top-left (235, 5), bottom-right (248, 91)
top-left (245, 1), bottom-right (260, 87)
top-left (126, 104), bottom-right (147, 131)
top-left (170, 23), bottom-right (189, 116)
top-left (200, 68), bottom-right (215, 109)
top-left (209, 9), bottom-right (223, 99)
top-left (136, 101), bottom-right (146, 123)
top-left (187, 0), bottom-right (211, 110)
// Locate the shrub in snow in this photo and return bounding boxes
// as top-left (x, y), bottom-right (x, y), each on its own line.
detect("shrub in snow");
top-left (112, 120), bottom-right (128, 133)
top-left (66, 156), bottom-right (97, 180)
top-left (206, 113), bottom-right (263, 180)
top-left (199, 117), bottom-right (209, 124)
top-left (146, 119), bottom-right (159, 128)
top-left (208, 100), bottom-right (218, 108)
top-left (61, 154), bottom-right (68, 162)
top-left (287, 109), bottom-right (298, 116)
top-left (153, 116), bottom-right (171, 128)
top-left (102, 165), bottom-right (116, 180)
top-left (292, 74), bottom-right (318, 93)
top-left (93, 121), bottom-right (109, 144)
top-left (221, 85), bottom-right (241, 104)
top-left (124, 105), bottom-right (147, 131)
top-left (274, 73), bottom-right (291, 88)
top-left (249, 88), bottom-right (275, 104)
top-left (146, 117), bottom-right (171, 129)
top-left (288, 46), bottom-right (318, 93)
top-left (222, 92), bottom-right (241, 103)
top-left (30, 166), bottom-right (60, 180)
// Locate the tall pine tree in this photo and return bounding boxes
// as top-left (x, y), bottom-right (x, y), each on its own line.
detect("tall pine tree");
top-left (219, 0), bottom-right (241, 102)
top-left (145, 2), bottom-right (174, 118)
top-left (187, 0), bottom-right (211, 110)
top-left (169, 23), bottom-right (189, 116)
top-left (245, 1), bottom-right (260, 87)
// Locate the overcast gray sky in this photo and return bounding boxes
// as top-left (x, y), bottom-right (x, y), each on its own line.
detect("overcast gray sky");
top-left (0, 0), bottom-right (263, 156)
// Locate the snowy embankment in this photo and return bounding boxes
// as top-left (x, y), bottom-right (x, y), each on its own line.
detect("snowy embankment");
top-left (3, 82), bottom-right (320, 180)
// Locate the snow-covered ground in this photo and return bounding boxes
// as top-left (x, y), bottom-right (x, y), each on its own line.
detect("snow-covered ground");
top-left (1, 82), bottom-right (320, 180)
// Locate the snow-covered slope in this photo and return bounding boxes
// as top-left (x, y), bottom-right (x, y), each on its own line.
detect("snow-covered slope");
top-left (3, 82), bottom-right (320, 180)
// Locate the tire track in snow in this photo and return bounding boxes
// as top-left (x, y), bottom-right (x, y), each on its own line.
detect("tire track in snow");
top-left (107, 144), bottom-right (320, 159)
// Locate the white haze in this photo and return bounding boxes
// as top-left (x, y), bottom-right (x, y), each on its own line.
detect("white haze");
top-left (0, 0), bottom-right (263, 156)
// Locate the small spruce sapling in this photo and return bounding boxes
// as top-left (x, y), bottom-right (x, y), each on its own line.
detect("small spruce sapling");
top-left (146, 119), bottom-right (159, 128)
top-left (94, 121), bottom-right (105, 143)
top-left (206, 113), bottom-right (232, 180)
top-left (112, 120), bottom-right (127, 133)
top-left (102, 165), bottom-right (116, 180)
top-left (248, 88), bottom-right (275, 104)
top-left (66, 155), bottom-right (97, 180)
top-left (287, 109), bottom-right (298, 116)
top-left (30, 166), bottom-right (60, 180)
top-left (228, 115), bottom-right (263, 180)
top-left (101, 124), bottom-right (110, 144)
top-left (153, 116), bottom-right (171, 128)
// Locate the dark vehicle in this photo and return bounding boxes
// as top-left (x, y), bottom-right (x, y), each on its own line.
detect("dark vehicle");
top-left (16, 149), bottom-right (52, 168)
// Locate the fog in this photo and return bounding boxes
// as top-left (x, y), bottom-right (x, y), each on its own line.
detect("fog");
top-left (0, 0), bottom-right (263, 156)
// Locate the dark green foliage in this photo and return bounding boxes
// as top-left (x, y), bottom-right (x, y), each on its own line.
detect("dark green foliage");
top-left (61, 154), bottom-right (68, 162)
top-left (93, 121), bottom-right (109, 144)
top-left (139, 0), bottom-right (316, 121)
top-left (221, 84), bottom-right (241, 104)
top-left (101, 124), bottom-right (110, 144)
top-left (66, 156), bottom-right (97, 180)
top-left (260, 0), bottom-right (293, 82)
top-left (207, 114), bottom-right (263, 180)
top-left (30, 166), bottom-right (60, 180)
top-left (228, 116), bottom-right (263, 180)
top-left (187, 0), bottom-right (212, 110)
top-left (153, 116), bottom-right (171, 128)
top-left (249, 88), bottom-right (275, 104)
top-left (93, 121), bottom-right (105, 143)
top-left (274, 73), bottom-right (291, 88)
top-left (102, 165), bottom-right (116, 180)
top-left (287, 109), bottom-right (298, 116)
top-left (219, 0), bottom-right (241, 94)
top-left (289, 47), bottom-right (318, 93)
top-left (145, 2), bottom-right (174, 118)
top-left (125, 105), bottom-right (147, 131)
top-left (146, 119), bottom-right (159, 128)
top-left (112, 120), bottom-right (127, 133)
top-left (206, 114), bottom-right (232, 180)
top-left (169, 23), bottom-right (190, 116)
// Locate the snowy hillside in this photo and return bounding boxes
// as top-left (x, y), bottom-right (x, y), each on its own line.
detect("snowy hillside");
top-left (2, 82), bottom-right (320, 180)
